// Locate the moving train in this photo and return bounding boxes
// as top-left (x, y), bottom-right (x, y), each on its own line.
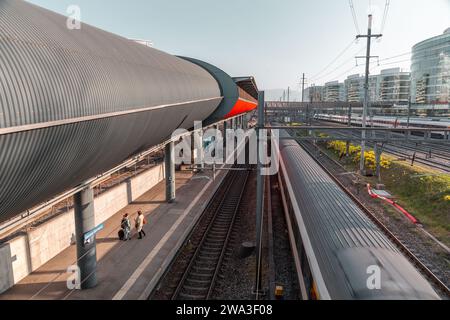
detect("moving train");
top-left (276, 130), bottom-right (440, 299)
top-left (314, 114), bottom-right (450, 139)
top-left (0, 0), bottom-right (258, 223)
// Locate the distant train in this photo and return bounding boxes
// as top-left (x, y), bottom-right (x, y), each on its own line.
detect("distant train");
top-left (276, 130), bottom-right (440, 299)
top-left (314, 114), bottom-right (450, 139)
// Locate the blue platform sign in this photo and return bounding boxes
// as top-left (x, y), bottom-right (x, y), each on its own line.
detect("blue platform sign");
top-left (83, 223), bottom-right (104, 245)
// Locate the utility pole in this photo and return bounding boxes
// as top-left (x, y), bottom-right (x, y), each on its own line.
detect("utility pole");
top-left (301, 73), bottom-right (306, 102)
top-left (356, 14), bottom-right (382, 175)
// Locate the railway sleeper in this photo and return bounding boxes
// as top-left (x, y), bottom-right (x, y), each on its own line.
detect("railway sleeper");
top-left (203, 243), bottom-right (223, 250)
top-left (192, 265), bottom-right (216, 272)
top-left (206, 235), bottom-right (227, 241)
top-left (181, 285), bottom-right (209, 293)
top-left (189, 272), bottom-right (213, 280)
top-left (185, 278), bottom-right (211, 286)
top-left (198, 255), bottom-right (219, 262)
top-left (213, 218), bottom-right (232, 223)
top-left (178, 293), bottom-right (207, 300)
top-left (198, 250), bottom-right (220, 257)
top-left (201, 248), bottom-right (222, 255)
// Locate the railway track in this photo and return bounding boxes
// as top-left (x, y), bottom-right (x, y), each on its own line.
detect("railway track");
top-left (291, 133), bottom-right (450, 298)
top-left (172, 168), bottom-right (249, 299)
top-left (315, 122), bottom-right (450, 172)
top-left (155, 166), bottom-right (249, 300)
top-left (380, 145), bottom-right (450, 172)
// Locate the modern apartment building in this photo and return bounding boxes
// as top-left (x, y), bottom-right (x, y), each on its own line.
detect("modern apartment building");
top-left (323, 81), bottom-right (345, 102)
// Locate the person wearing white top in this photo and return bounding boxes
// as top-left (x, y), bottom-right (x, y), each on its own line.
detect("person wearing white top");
top-left (135, 210), bottom-right (147, 239)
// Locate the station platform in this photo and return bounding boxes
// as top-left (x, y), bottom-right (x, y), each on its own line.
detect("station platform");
top-left (0, 169), bottom-right (226, 300)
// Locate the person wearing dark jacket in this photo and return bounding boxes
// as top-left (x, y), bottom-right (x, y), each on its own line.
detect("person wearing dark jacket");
top-left (121, 213), bottom-right (131, 240)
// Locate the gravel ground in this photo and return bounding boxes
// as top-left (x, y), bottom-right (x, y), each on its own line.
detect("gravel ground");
top-left (269, 175), bottom-right (300, 300)
top-left (303, 141), bottom-right (450, 295)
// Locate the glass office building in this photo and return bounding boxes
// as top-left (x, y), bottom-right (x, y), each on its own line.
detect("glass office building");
top-left (410, 28), bottom-right (450, 104)
top-left (378, 68), bottom-right (410, 103)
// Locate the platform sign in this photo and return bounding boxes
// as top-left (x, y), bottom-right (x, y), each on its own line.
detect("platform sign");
top-left (83, 223), bottom-right (104, 245)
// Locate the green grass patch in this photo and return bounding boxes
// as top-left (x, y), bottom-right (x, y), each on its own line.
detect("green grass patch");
top-left (377, 162), bottom-right (450, 246)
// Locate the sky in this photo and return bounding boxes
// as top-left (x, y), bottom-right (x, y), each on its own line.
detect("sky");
top-left (27, 0), bottom-right (450, 92)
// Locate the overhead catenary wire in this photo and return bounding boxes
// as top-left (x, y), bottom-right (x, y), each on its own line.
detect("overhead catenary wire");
top-left (309, 39), bottom-right (357, 82)
top-left (311, 1), bottom-right (450, 87)
top-left (314, 44), bottom-right (367, 83)
top-left (378, 42), bottom-right (450, 63)
top-left (369, 58), bottom-right (411, 73)
top-left (320, 42), bottom-right (450, 85)
top-left (349, 0), bottom-right (360, 35)
top-left (380, 0), bottom-right (390, 35)
top-left (329, 63), bottom-right (365, 83)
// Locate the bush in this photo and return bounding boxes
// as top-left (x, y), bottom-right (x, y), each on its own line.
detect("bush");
top-left (326, 141), bottom-right (391, 170)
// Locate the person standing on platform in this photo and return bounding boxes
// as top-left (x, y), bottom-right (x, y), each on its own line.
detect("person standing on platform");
top-left (135, 210), bottom-right (147, 239)
top-left (121, 213), bottom-right (131, 241)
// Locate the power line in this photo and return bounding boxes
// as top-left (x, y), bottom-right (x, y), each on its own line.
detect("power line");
top-left (309, 39), bottom-right (357, 81)
top-left (380, 0), bottom-right (390, 34)
top-left (331, 64), bottom-right (363, 82)
top-left (314, 44), bottom-right (367, 83)
top-left (378, 42), bottom-right (450, 63)
top-left (349, 0), bottom-right (360, 34)
top-left (321, 42), bottom-right (450, 84)
top-left (369, 58), bottom-right (411, 73)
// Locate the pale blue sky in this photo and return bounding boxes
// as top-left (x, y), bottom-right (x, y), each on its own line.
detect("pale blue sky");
top-left (27, 0), bottom-right (450, 91)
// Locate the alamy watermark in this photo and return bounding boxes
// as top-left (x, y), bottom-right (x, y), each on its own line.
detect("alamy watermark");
top-left (66, 265), bottom-right (81, 290)
top-left (171, 121), bottom-right (279, 175)
top-left (66, 5), bottom-right (81, 30)
top-left (366, 265), bottom-right (381, 290)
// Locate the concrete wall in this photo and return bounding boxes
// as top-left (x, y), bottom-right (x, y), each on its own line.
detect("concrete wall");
top-left (0, 163), bottom-right (164, 294)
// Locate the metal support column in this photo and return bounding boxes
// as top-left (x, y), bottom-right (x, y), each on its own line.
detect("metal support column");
top-left (74, 188), bottom-right (97, 289)
top-left (255, 91), bottom-right (265, 298)
top-left (223, 121), bottom-right (228, 148)
top-left (374, 143), bottom-right (382, 183)
top-left (346, 105), bottom-right (352, 156)
top-left (165, 141), bottom-right (175, 203)
top-left (199, 128), bottom-right (204, 171)
top-left (191, 132), bottom-right (198, 173)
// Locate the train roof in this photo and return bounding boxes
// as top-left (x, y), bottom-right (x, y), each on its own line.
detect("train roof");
top-left (278, 131), bottom-right (440, 299)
